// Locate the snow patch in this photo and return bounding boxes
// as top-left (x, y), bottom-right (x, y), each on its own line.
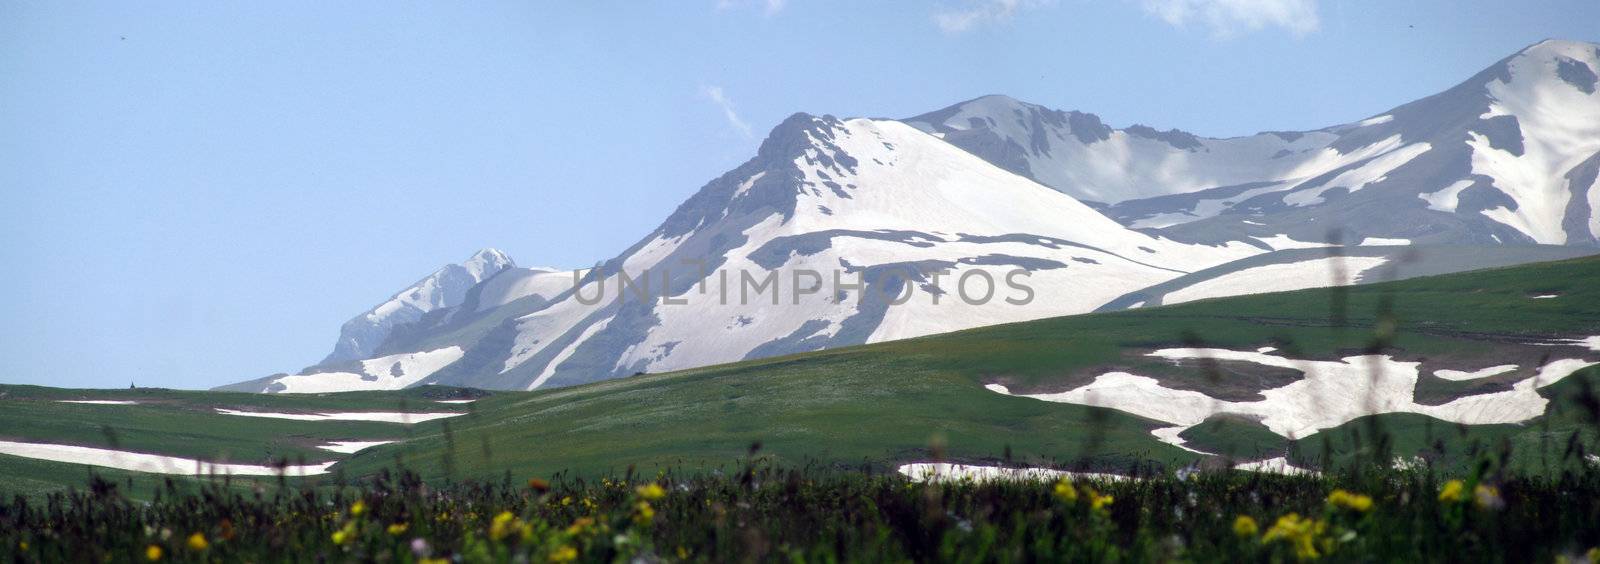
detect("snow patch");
top-left (897, 462), bottom-right (1130, 483)
top-left (1434, 365), bottom-right (1518, 381)
top-left (1234, 457), bottom-right (1318, 476)
top-left (1418, 179), bottom-right (1475, 213)
top-left (0, 440), bottom-right (335, 476)
top-left (1358, 115), bottom-right (1395, 127)
top-left (989, 348), bottom-right (1597, 440)
top-left (214, 409), bottom-right (464, 424)
top-left (55, 400), bottom-right (139, 405)
top-left (317, 441), bottom-right (396, 454)
top-left (1151, 426), bottom-right (1210, 454)
top-left (1163, 256), bottom-right (1388, 305)
top-left (266, 347), bottom-right (465, 394)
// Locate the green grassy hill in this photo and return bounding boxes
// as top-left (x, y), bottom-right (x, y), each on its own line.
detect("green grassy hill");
top-left (3, 255), bottom-right (1598, 497)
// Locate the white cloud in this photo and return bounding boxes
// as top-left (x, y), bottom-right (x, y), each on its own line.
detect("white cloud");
top-left (1140, 0), bottom-right (1321, 37)
top-left (933, 0), bottom-right (1053, 34)
top-left (701, 85), bottom-right (753, 138)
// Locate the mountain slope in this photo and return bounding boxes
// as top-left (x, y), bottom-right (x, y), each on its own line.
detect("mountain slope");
top-left (422, 115), bottom-right (1261, 391)
top-left (229, 113), bottom-right (1263, 393)
top-left (903, 95), bottom-right (1340, 206)
top-left (912, 40), bottom-right (1600, 249)
top-left (319, 248), bottom-right (515, 365)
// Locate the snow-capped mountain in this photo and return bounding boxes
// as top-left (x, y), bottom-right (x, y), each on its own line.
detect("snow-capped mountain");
top-left (318, 248), bottom-right (515, 365)
top-left (226, 114), bottom-right (1264, 393)
top-left (224, 40), bottom-right (1600, 394)
top-left (914, 40), bottom-right (1600, 249)
top-left (902, 95), bottom-right (1340, 207)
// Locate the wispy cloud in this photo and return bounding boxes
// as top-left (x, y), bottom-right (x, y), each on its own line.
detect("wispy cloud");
top-left (715, 0), bottom-right (787, 16)
top-left (1140, 0), bottom-right (1321, 37)
top-left (701, 85), bottom-right (753, 138)
top-left (933, 0), bottom-right (1053, 34)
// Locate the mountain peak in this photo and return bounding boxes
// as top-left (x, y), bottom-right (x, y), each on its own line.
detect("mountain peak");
top-left (467, 248), bottom-right (515, 269)
top-left (757, 113), bottom-right (847, 161)
top-left (317, 248), bottom-right (517, 365)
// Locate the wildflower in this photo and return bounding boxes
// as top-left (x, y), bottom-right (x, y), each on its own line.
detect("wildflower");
top-left (1263, 513), bottom-right (1326, 560)
top-left (560, 496), bottom-right (573, 506)
top-left (636, 482), bottom-right (666, 500)
top-left (350, 499), bottom-right (367, 517)
top-left (420, 559), bottom-right (451, 564)
top-left (145, 545), bottom-right (163, 561)
top-left (1052, 479), bottom-right (1078, 503)
top-left (410, 537), bottom-right (431, 557)
top-left (528, 477), bottom-right (551, 492)
top-left (1233, 515), bottom-right (1259, 538)
top-left (1326, 489), bottom-right (1373, 512)
top-left (634, 501), bottom-right (656, 525)
top-left (1084, 488), bottom-right (1114, 511)
top-left (185, 532), bottom-right (208, 551)
top-left (566, 517), bottom-right (595, 535)
top-left (1473, 484), bottom-right (1504, 510)
top-left (490, 511), bottom-right (523, 541)
top-left (386, 523), bottom-right (409, 536)
top-left (331, 530), bottom-right (350, 546)
top-left (549, 545), bottom-right (579, 563)
top-left (677, 546), bottom-right (690, 559)
top-left (1438, 479), bottom-right (1467, 503)
top-left (1588, 547), bottom-right (1599, 564)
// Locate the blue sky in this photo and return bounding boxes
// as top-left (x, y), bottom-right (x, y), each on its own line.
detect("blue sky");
top-left (2, 1), bottom-right (1596, 389)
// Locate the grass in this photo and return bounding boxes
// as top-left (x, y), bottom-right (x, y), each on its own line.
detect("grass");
top-left (3, 462), bottom-right (1599, 562)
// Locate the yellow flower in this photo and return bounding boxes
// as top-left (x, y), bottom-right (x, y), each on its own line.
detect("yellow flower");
top-left (1326, 489), bottom-right (1373, 512)
top-left (1232, 515), bottom-right (1259, 538)
top-left (566, 517), bottom-right (595, 536)
top-left (634, 501), bottom-right (656, 525)
top-left (490, 510), bottom-right (523, 541)
top-left (635, 483), bottom-right (666, 500)
top-left (560, 496), bottom-right (573, 506)
top-left (185, 532), bottom-right (208, 551)
top-left (1438, 479), bottom-right (1467, 503)
top-left (350, 499), bottom-right (367, 517)
top-left (1052, 479), bottom-right (1078, 503)
top-left (420, 559), bottom-right (451, 564)
top-left (1586, 547), bottom-right (1599, 564)
top-left (1263, 513), bottom-right (1327, 560)
top-left (331, 530), bottom-right (350, 545)
top-left (549, 545), bottom-right (578, 563)
top-left (386, 523), bottom-right (409, 536)
top-left (144, 545), bottom-right (163, 561)
top-left (1085, 488), bottom-right (1114, 512)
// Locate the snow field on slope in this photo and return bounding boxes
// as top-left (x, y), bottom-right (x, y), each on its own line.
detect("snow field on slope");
top-left (989, 348), bottom-right (1597, 442)
top-left (1162, 256), bottom-right (1390, 305)
top-left (214, 408), bottom-right (464, 424)
top-left (0, 440), bottom-right (335, 476)
top-left (1473, 42), bottom-right (1600, 244)
top-left (267, 346), bottom-right (465, 393)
